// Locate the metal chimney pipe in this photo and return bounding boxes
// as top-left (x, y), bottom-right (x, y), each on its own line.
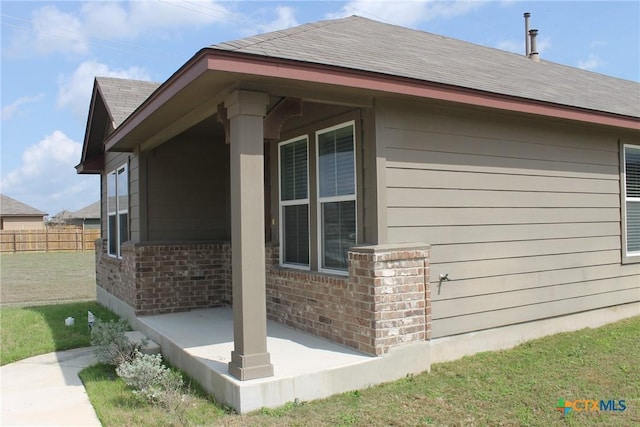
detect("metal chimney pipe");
top-left (524, 12), bottom-right (531, 56)
top-left (529, 29), bottom-right (540, 62)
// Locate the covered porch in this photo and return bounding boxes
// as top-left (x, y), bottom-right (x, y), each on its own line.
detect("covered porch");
top-left (127, 305), bottom-right (430, 413)
top-left (89, 69), bottom-right (433, 410)
top-left (96, 235), bottom-right (432, 411)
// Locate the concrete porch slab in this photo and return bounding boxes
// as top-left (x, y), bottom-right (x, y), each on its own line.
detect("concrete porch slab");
top-left (135, 307), bottom-right (430, 413)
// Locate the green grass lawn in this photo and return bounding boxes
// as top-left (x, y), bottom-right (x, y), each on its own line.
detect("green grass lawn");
top-left (1, 301), bottom-right (120, 365)
top-left (2, 298), bottom-right (638, 425)
top-left (79, 316), bottom-right (640, 426)
top-left (1, 252), bottom-right (637, 425)
top-left (0, 251), bottom-right (96, 306)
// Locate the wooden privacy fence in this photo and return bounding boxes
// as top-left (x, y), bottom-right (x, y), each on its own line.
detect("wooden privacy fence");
top-left (0, 228), bottom-right (101, 253)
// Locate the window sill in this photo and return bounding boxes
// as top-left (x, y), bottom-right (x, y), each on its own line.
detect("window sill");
top-left (318, 267), bottom-right (349, 277)
top-left (622, 253), bottom-right (640, 264)
top-left (279, 263), bottom-right (311, 272)
top-left (271, 264), bottom-right (349, 281)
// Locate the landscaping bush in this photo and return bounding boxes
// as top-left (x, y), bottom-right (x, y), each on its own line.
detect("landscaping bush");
top-left (116, 350), bottom-right (190, 420)
top-left (90, 318), bottom-right (140, 366)
top-left (116, 351), bottom-right (183, 404)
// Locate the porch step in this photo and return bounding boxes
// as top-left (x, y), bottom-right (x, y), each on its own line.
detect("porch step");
top-left (125, 331), bottom-right (160, 355)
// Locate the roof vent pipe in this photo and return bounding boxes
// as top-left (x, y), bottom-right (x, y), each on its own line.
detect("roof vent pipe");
top-left (524, 12), bottom-right (531, 56)
top-left (529, 29), bottom-right (540, 62)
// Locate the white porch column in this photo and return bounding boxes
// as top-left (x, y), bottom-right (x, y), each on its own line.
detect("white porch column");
top-left (225, 90), bottom-right (274, 380)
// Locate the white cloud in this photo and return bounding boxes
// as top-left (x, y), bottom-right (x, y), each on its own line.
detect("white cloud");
top-left (0, 130), bottom-right (99, 215)
top-left (80, 0), bottom-right (232, 40)
top-left (257, 6), bottom-right (299, 33)
top-left (578, 53), bottom-right (604, 71)
top-left (57, 60), bottom-right (150, 118)
top-left (327, 0), bottom-right (485, 27)
top-left (8, 1), bottom-right (233, 57)
top-left (1, 94), bottom-right (45, 121)
top-left (32, 5), bottom-right (89, 55)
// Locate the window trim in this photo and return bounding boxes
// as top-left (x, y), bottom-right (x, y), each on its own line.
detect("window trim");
top-left (315, 120), bottom-right (357, 275)
top-left (278, 136), bottom-right (311, 270)
top-left (622, 143), bottom-right (640, 263)
top-left (107, 163), bottom-right (128, 259)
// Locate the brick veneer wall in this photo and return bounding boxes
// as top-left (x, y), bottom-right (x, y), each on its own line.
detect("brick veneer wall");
top-left (95, 240), bottom-right (231, 315)
top-left (96, 239), bottom-right (430, 354)
top-left (96, 239), bottom-right (136, 308)
top-left (265, 243), bottom-right (431, 355)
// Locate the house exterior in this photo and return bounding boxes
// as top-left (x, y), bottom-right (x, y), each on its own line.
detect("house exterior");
top-left (50, 201), bottom-right (101, 229)
top-left (78, 16), bottom-right (639, 384)
top-left (0, 194), bottom-right (47, 230)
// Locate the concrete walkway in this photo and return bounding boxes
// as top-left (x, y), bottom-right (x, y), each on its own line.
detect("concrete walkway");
top-left (1, 347), bottom-right (101, 426)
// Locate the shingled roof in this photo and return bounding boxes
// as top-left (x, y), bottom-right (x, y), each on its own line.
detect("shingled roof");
top-left (96, 77), bottom-right (160, 128)
top-left (0, 194), bottom-right (47, 216)
top-left (78, 77), bottom-right (160, 173)
top-left (212, 15), bottom-right (639, 118)
top-left (71, 201), bottom-right (100, 219)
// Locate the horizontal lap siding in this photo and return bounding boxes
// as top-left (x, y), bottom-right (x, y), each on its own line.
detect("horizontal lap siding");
top-left (380, 99), bottom-right (640, 338)
top-left (128, 156), bottom-right (141, 241)
top-left (147, 133), bottom-right (230, 241)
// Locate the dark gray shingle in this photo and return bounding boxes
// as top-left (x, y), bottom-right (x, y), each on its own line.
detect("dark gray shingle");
top-left (211, 16), bottom-right (639, 118)
top-left (95, 77), bottom-right (160, 127)
top-left (71, 201), bottom-right (100, 219)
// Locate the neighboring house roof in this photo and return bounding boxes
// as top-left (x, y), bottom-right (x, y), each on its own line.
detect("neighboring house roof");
top-left (211, 16), bottom-right (639, 118)
top-left (95, 77), bottom-right (160, 128)
top-left (71, 201), bottom-right (100, 219)
top-left (0, 194), bottom-right (47, 216)
top-left (50, 210), bottom-right (73, 221)
top-left (51, 201), bottom-right (100, 223)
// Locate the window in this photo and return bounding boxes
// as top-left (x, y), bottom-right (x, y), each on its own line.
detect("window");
top-left (316, 122), bottom-right (356, 272)
top-left (107, 164), bottom-right (128, 258)
top-left (278, 120), bottom-right (357, 273)
top-left (279, 137), bottom-right (310, 268)
top-left (623, 144), bottom-right (640, 259)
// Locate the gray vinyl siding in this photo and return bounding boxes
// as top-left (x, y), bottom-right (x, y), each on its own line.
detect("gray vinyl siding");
top-left (378, 98), bottom-right (640, 338)
top-left (362, 107), bottom-right (379, 244)
top-left (145, 129), bottom-right (230, 241)
top-left (128, 153), bottom-right (141, 241)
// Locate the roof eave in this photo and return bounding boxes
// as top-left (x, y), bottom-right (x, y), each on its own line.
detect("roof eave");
top-left (75, 153), bottom-right (104, 174)
top-left (0, 214), bottom-right (48, 218)
top-left (205, 49), bottom-right (640, 130)
top-left (78, 80), bottom-right (114, 174)
top-left (104, 49), bottom-right (640, 151)
top-left (104, 49), bottom-right (212, 152)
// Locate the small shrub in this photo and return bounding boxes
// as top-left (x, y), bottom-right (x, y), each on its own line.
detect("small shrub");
top-left (116, 351), bottom-right (189, 416)
top-left (90, 318), bottom-right (139, 366)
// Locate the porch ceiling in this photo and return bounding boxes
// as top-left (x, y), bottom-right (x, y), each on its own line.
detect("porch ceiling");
top-left (106, 69), bottom-right (235, 152)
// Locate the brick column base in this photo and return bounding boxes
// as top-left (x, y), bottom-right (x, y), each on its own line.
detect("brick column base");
top-left (349, 243), bottom-right (431, 355)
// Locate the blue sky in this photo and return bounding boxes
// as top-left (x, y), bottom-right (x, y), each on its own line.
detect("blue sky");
top-left (1, 1), bottom-right (639, 217)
